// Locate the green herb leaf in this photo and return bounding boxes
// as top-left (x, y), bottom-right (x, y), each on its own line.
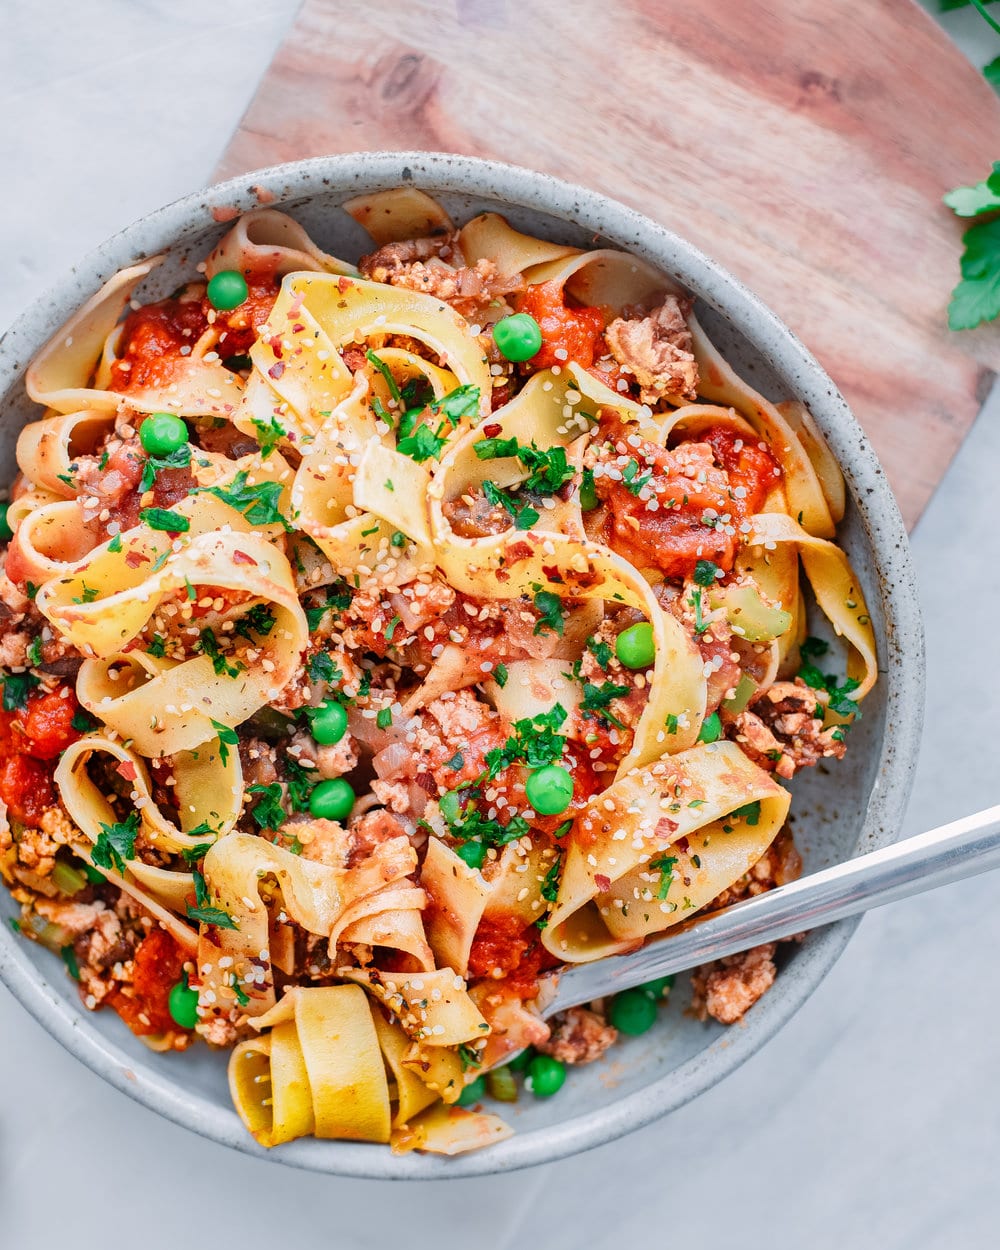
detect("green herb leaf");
top-left (730, 801), bottom-right (761, 827)
top-left (248, 782), bottom-right (285, 832)
top-left (693, 559), bottom-right (721, 587)
top-left (234, 604), bottom-right (277, 641)
top-left (210, 718), bottom-right (238, 765)
top-left (251, 415), bottom-right (286, 458)
top-left (533, 589), bottom-right (564, 637)
top-left (376, 707), bottom-right (393, 730)
top-left (580, 680), bottom-right (630, 728)
top-left (147, 633), bottom-right (167, 658)
top-left (197, 628), bottom-right (243, 678)
top-left (493, 663), bottom-right (509, 688)
top-left (307, 650), bottom-right (342, 684)
top-left (304, 584), bottom-right (352, 632)
top-left (140, 507), bottom-right (190, 533)
top-left (107, 532), bottom-right (123, 553)
top-left (482, 480), bottom-right (539, 531)
top-left (433, 384), bottom-right (481, 425)
top-left (366, 349), bottom-right (402, 403)
top-left (283, 756), bottom-right (315, 812)
top-left (140, 443), bottom-right (192, 492)
top-left (649, 853), bottom-right (678, 899)
top-left (397, 421), bottom-right (449, 463)
top-left (586, 635), bottom-right (613, 669)
top-left (474, 435), bottom-right (520, 460)
top-left (198, 470), bottom-right (292, 530)
top-left (90, 812), bottom-right (140, 875)
top-left (2, 672), bottom-right (40, 711)
top-left (948, 216), bottom-right (1000, 330)
top-left (186, 903), bottom-right (238, 930)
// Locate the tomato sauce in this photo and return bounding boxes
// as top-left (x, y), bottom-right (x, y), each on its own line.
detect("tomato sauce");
top-left (0, 686), bottom-right (81, 822)
top-left (517, 281), bottom-right (606, 370)
top-left (109, 276), bottom-right (279, 395)
top-left (699, 425), bottom-right (780, 516)
top-left (108, 927), bottom-right (186, 1035)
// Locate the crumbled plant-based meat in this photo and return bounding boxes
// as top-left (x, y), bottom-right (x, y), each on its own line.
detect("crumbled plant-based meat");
top-left (690, 943), bottom-right (778, 1025)
top-left (604, 295), bottom-right (699, 403)
top-left (535, 1005), bottom-right (618, 1065)
top-left (732, 677), bottom-right (846, 779)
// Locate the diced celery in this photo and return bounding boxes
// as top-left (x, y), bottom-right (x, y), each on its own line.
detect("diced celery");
top-left (486, 1066), bottom-right (519, 1103)
top-left (51, 860), bottom-right (87, 896)
top-left (710, 584), bottom-right (792, 643)
top-left (722, 673), bottom-right (757, 714)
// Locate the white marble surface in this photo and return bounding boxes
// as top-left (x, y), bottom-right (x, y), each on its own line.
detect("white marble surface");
top-left (2, 3), bottom-right (999, 1247)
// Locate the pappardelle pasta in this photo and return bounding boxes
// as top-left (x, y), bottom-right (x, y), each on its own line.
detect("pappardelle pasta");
top-left (0, 189), bottom-right (876, 1155)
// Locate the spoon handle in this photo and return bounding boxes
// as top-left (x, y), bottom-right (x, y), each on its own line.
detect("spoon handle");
top-left (547, 803), bottom-right (1000, 1014)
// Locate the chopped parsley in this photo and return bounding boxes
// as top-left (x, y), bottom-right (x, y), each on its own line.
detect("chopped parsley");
top-left (107, 533), bottom-right (123, 553)
top-left (533, 589), bottom-right (564, 637)
top-left (90, 812), bottom-right (140, 875)
top-left (474, 436), bottom-right (574, 493)
top-left (306, 650), bottom-right (342, 684)
top-left (441, 792), bottom-right (530, 848)
top-left (384, 615), bottom-right (402, 642)
top-left (458, 1043), bottom-right (482, 1070)
top-left (187, 903), bottom-right (238, 930)
top-left (147, 633), bottom-right (167, 658)
top-left (483, 480), bottom-right (539, 531)
top-left (486, 704), bottom-right (568, 777)
top-left (139, 443), bottom-right (191, 492)
top-left (365, 349), bottom-right (402, 403)
top-left (799, 636), bottom-right (830, 661)
top-left (397, 421), bottom-right (450, 463)
top-left (198, 470), bottom-right (292, 530)
top-left (139, 507), bottom-right (190, 533)
top-left (283, 756), bottom-right (315, 812)
top-left (432, 383), bottom-right (481, 424)
top-left (649, 853), bottom-right (678, 899)
top-left (2, 671), bottom-right (39, 711)
top-left (621, 457), bottom-right (653, 496)
top-left (210, 719), bottom-right (238, 765)
top-left (234, 604), bottom-right (276, 641)
top-left (493, 663), bottom-right (509, 688)
top-left (580, 680), bottom-right (630, 728)
top-left (688, 587), bottom-right (709, 635)
top-left (71, 708), bottom-right (99, 732)
top-left (540, 854), bottom-right (563, 903)
top-left (376, 707), bottom-right (393, 730)
top-left (248, 782), bottom-right (285, 832)
top-left (305, 584), bottom-right (352, 632)
top-left (390, 530), bottom-right (407, 548)
top-left (693, 559), bottom-right (721, 587)
top-left (197, 629), bottom-right (243, 678)
top-left (798, 665), bottom-right (862, 717)
top-left (444, 750), bottom-right (464, 770)
top-left (730, 801), bottom-right (761, 827)
top-left (587, 635), bottom-right (613, 669)
top-left (72, 583), bottom-right (100, 605)
top-left (251, 415), bottom-right (286, 459)
top-left (25, 636), bottom-right (43, 667)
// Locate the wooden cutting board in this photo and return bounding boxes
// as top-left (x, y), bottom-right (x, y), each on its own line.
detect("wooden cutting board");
top-left (217, 0), bottom-right (1000, 529)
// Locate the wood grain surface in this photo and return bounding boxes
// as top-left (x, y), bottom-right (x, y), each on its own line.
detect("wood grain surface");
top-left (217, 0), bottom-right (1000, 528)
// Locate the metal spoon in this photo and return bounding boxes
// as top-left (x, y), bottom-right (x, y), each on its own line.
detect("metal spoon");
top-left (537, 804), bottom-right (1000, 1019)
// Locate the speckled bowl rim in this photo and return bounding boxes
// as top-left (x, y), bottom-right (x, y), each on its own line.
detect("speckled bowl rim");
top-left (0, 152), bottom-right (924, 1179)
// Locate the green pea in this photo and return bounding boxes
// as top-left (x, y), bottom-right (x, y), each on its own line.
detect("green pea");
top-left (309, 777), bottom-right (355, 822)
top-left (492, 312), bottom-right (542, 362)
top-left (639, 975), bottom-right (675, 999)
top-left (168, 976), bottom-right (199, 1029)
top-left (456, 840), bottom-right (486, 870)
top-left (206, 269), bottom-right (249, 311)
top-left (438, 789), bottom-right (462, 825)
top-left (307, 700), bottom-right (348, 746)
top-left (139, 412), bottom-right (188, 457)
top-left (525, 764), bottom-right (574, 816)
top-left (507, 1047), bottom-right (534, 1072)
top-left (697, 711), bottom-right (722, 744)
top-left (527, 1053), bottom-right (566, 1098)
top-left (0, 503), bottom-right (12, 543)
top-left (609, 987), bottom-right (658, 1035)
top-left (457, 1075), bottom-right (487, 1106)
top-left (615, 621), bottom-right (655, 669)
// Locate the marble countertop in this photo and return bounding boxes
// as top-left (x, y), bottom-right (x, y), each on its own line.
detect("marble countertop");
top-left (2, 4), bottom-right (998, 1247)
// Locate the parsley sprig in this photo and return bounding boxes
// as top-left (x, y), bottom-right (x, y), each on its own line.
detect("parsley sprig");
top-left (197, 470), bottom-right (292, 530)
top-left (91, 812), bottom-right (140, 875)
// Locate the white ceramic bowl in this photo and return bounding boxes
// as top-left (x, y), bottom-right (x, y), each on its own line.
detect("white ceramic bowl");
top-left (0, 152), bottom-right (924, 1178)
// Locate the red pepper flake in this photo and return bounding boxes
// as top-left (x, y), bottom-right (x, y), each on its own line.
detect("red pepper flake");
top-left (655, 816), bottom-right (679, 837)
top-left (594, 873), bottom-right (612, 893)
top-left (232, 550), bottom-right (257, 566)
top-left (116, 760), bottom-right (138, 782)
top-left (337, 276), bottom-right (353, 293)
top-left (541, 565), bottom-right (565, 583)
top-left (268, 335), bottom-right (283, 358)
top-left (268, 361), bottom-right (285, 380)
top-left (125, 551), bottom-right (150, 569)
top-left (482, 422), bottom-right (502, 438)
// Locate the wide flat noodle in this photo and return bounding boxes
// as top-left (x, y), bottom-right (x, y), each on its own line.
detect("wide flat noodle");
top-left (230, 985), bottom-right (391, 1146)
top-left (206, 208), bottom-right (356, 279)
top-left (542, 741), bottom-right (791, 962)
top-left (38, 530), bottom-right (307, 755)
top-left (343, 187), bottom-right (455, 244)
top-left (199, 832), bottom-right (418, 1018)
